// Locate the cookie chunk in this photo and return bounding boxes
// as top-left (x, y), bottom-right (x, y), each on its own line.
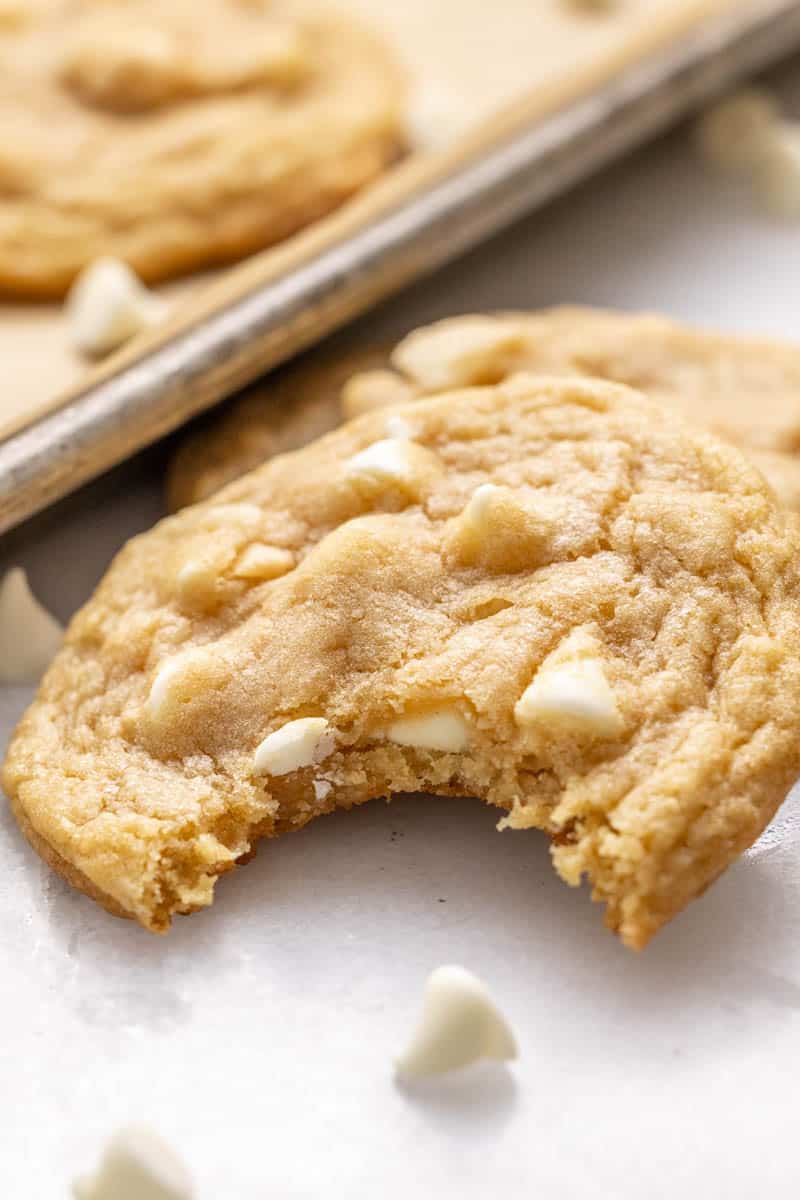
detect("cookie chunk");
top-left (0, 0), bottom-right (405, 296)
top-left (167, 308), bottom-right (800, 510)
top-left (7, 377), bottom-right (800, 949)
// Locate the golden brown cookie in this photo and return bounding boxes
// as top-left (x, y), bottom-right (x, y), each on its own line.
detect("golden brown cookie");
top-left (167, 345), bottom-right (386, 511)
top-left (7, 376), bottom-right (800, 949)
top-left (0, 0), bottom-right (405, 297)
top-left (167, 308), bottom-right (800, 511)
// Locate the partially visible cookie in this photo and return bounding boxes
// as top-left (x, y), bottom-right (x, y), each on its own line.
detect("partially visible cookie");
top-left (167, 308), bottom-right (800, 511)
top-left (167, 345), bottom-right (386, 510)
top-left (0, 0), bottom-right (405, 296)
top-left (7, 377), bottom-right (800, 949)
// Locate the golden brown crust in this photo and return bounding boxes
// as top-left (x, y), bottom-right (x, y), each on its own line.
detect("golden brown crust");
top-left (167, 308), bottom-right (800, 511)
top-left (0, 0), bottom-right (405, 296)
top-left (7, 376), bottom-right (800, 948)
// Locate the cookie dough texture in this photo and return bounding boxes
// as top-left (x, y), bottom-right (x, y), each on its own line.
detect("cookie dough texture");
top-left (7, 377), bottom-right (800, 949)
top-left (0, 0), bottom-right (405, 297)
top-left (167, 308), bottom-right (800, 510)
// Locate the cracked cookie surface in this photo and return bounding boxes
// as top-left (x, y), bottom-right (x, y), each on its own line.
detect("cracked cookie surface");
top-left (7, 376), bottom-right (800, 948)
top-left (0, 0), bottom-right (404, 296)
top-left (168, 308), bottom-right (800, 511)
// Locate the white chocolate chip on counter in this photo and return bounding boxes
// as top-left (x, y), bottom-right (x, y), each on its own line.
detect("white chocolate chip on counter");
top-left (405, 81), bottom-right (470, 151)
top-left (232, 543), bottom-right (294, 581)
top-left (515, 630), bottom-right (623, 737)
top-left (66, 257), bottom-right (169, 358)
top-left (254, 717), bottom-right (334, 776)
top-left (72, 1125), bottom-right (193, 1200)
top-left (0, 567), bottom-right (63, 684)
top-left (395, 965), bottom-right (517, 1080)
top-left (753, 123), bottom-right (800, 219)
top-left (313, 778), bottom-right (332, 801)
top-left (386, 707), bottom-right (470, 753)
top-left (694, 88), bottom-right (779, 173)
top-left (340, 368), bottom-right (417, 419)
top-left (392, 316), bottom-right (526, 390)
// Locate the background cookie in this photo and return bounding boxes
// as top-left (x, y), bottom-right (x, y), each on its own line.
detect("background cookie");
top-left (166, 345), bottom-right (386, 511)
top-left (167, 308), bottom-right (800, 510)
top-left (7, 377), bottom-right (800, 949)
top-left (0, 0), bottom-right (405, 297)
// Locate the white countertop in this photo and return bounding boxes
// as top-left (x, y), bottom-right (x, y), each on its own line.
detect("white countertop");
top-left (4, 62), bottom-right (800, 1200)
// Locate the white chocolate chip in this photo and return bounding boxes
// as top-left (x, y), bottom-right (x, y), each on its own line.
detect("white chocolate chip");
top-left (386, 708), bottom-right (469, 753)
top-left (313, 778), bottom-right (332, 801)
top-left (200, 503), bottom-right (262, 529)
top-left (345, 438), bottom-right (414, 485)
top-left (72, 1125), bottom-right (192, 1200)
top-left (459, 483), bottom-right (502, 531)
top-left (254, 717), bottom-right (334, 776)
top-left (147, 648), bottom-right (213, 722)
top-left (694, 88), bottom-right (779, 174)
top-left (384, 414), bottom-right (414, 440)
top-left (753, 123), bottom-right (800, 219)
top-left (392, 318), bottom-right (524, 390)
top-left (0, 567), bottom-right (63, 684)
top-left (66, 258), bottom-right (168, 358)
top-left (232, 543), bottom-right (294, 581)
top-left (405, 81), bottom-right (470, 151)
top-left (395, 965), bottom-right (517, 1079)
top-left (515, 636), bottom-right (623, 737)
top-left (340, 369), bottom-right (417, 419)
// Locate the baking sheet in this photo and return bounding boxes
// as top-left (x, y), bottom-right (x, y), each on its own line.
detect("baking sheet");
top-left (4, 58), bottom-right (800, 1191)
top-left (0, 0), bottom-right (780, 442)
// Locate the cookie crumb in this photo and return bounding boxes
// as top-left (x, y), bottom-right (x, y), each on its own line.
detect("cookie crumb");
top-left (66, 257), bottom-right (168, 358)
top-left (73, 1125), bottom-right (192, 1200)
top-left (395, 965), bottom-right (517, 1079)
top-left (254, 717), bottom-right (334, 776)
top-left (0, 567), bottom-right (62, 684)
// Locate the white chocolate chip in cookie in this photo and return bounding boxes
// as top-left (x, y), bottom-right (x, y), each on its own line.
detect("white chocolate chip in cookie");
top-left (313, 778), bottom-right (332, 802)
top-left (392, 317), bottom-right (526, 390)
top-left (72, 1124), bottom-right (193, 1200)
top-left (515, 630), bottom-right (623, 737)
top-left (67, 257), bottom-right (168, 358)
top-left (344, 437), bottom-right (439, 496)
top-left (449, 484), bottom-right (556, 572)
top-left (694, 88), bottom-right (779, 174)
top-left (232, 543), bottom-right (294, 581)
top-left (395, 965), bottom-right (517, 1079)
top-left (254, 717), bottom-right (334, 776)
top-left (340, 368), bottom-right (417, 419)
top-left (0, 567), bottom-right (63, 684)
top-left (199, 503), bottom-right (263, 530)
top-left (147, 647), bottom-right (218, 723)
top-left (345, 438), bottom-right (414, 483)
top-left (386, 707), bottom-right (470, 753)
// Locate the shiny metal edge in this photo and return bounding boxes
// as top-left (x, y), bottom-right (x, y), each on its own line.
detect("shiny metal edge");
top-left (1, 0), bottom-right (799, 535)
